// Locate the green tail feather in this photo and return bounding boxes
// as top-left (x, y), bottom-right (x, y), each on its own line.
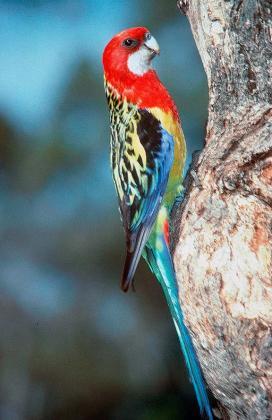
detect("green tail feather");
top-left (143, 242), bottom-right (213, 420)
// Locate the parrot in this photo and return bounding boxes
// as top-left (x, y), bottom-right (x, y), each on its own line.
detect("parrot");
top-left (102, 27), bottom-right (213, 419)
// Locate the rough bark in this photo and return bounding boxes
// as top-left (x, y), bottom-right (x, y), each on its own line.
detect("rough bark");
top-left (174, 1), bottom-right (272, 418)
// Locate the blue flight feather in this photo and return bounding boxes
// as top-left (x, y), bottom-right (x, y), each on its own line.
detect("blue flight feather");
top-left (122, 124), bottom-right (174, 290)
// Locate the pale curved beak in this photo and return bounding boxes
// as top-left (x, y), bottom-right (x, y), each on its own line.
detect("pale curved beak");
top-left (144, 35), bottom-right (160, 57)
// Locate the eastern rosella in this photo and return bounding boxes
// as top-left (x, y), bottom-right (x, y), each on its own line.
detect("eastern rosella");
top-left (102, 27), bottom-right (212, 419)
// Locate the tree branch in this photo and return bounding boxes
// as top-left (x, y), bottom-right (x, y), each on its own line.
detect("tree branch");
top-left (174, 1), bottom-right (272, 418)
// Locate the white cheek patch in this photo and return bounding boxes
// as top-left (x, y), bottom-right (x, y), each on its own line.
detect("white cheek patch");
top-left (127, 47), bottom-right (152, 76)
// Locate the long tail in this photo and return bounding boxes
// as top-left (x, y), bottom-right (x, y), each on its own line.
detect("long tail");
top-left (144, 241), bottom-right (213, 420)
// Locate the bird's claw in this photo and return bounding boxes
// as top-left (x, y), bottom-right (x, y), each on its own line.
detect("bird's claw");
top-left (190, 169), bottom-right (203, 189)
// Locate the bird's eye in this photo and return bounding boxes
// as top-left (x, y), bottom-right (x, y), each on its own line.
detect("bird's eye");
top-left (145, 32), bottom-right (151, 41)
top-left (122, 38), bottom-right (138, 48)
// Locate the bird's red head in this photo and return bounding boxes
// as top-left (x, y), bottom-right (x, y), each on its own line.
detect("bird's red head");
top-left (103, 27), bottom-right (179, 117)
top-left (103, 27), bottom-right (160, 87)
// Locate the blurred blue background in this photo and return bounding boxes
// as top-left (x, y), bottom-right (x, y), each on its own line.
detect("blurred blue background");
top-left (0, 1), bottom-right (208, 419)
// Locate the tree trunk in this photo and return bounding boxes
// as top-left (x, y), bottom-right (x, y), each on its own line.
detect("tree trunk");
top-left (174, 1), bottom-right (272, 418)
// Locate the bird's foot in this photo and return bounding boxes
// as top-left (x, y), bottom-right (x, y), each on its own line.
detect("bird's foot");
top-left (190, 169), bottom-right (203, 189)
